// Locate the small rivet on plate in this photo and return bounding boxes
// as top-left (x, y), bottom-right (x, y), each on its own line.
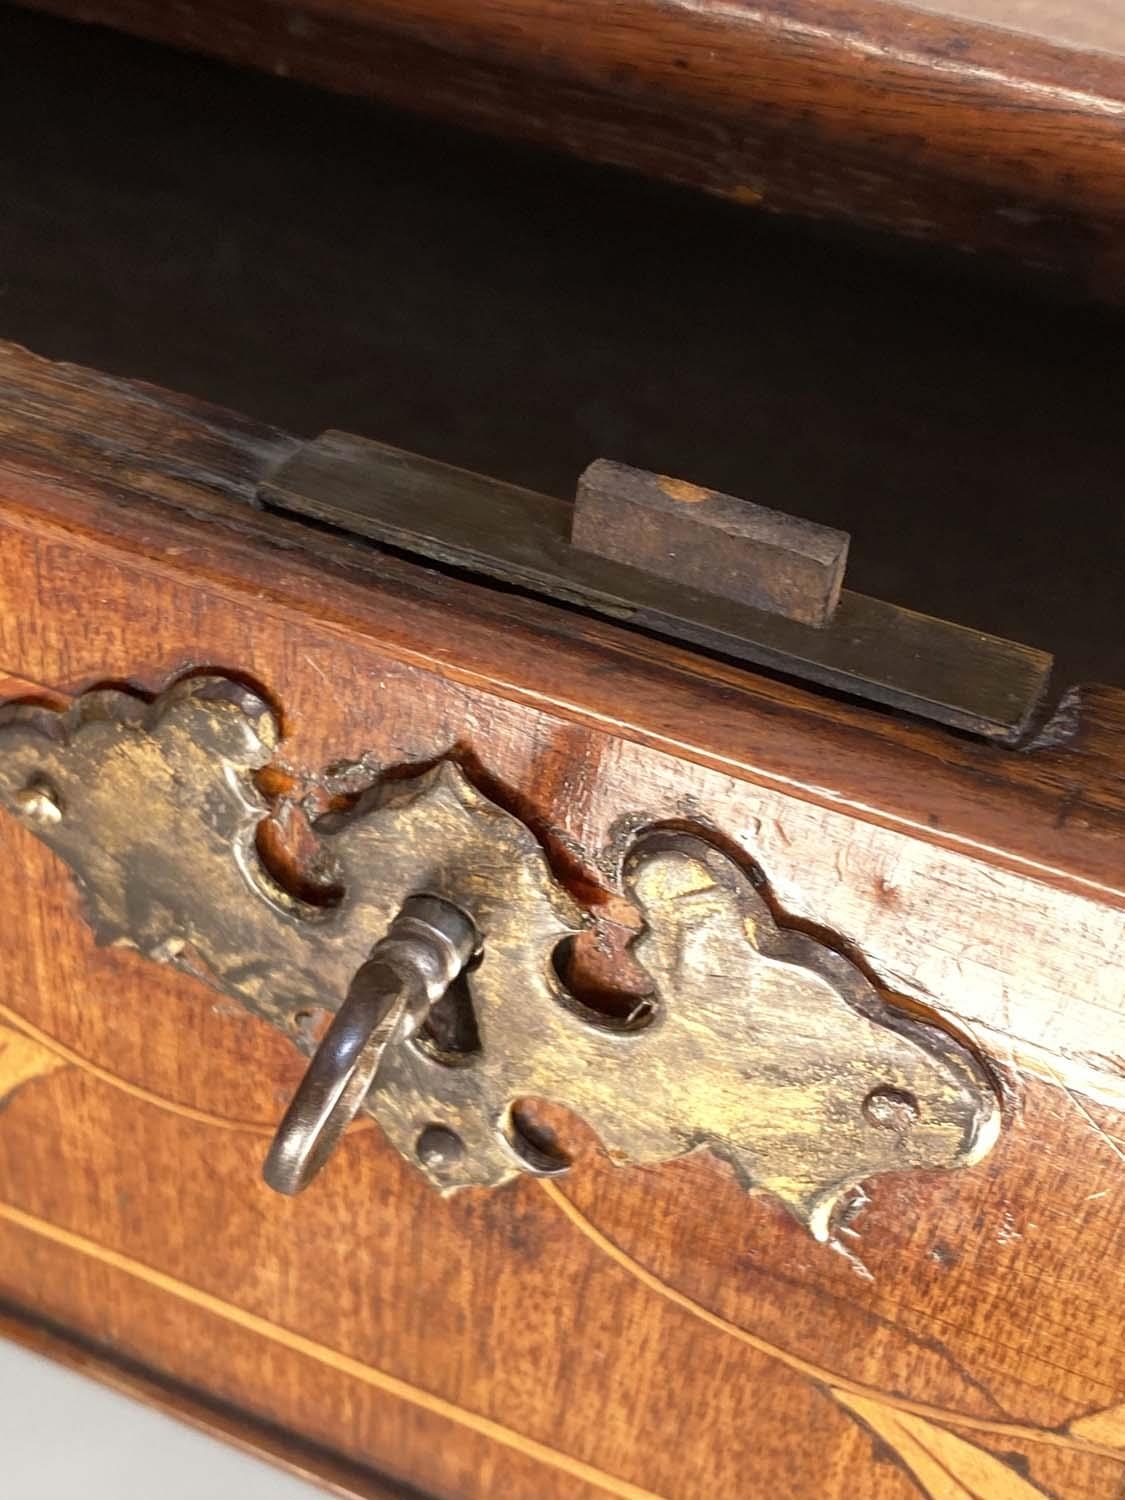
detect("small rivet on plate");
top-left (416, 1124), bottom-right (465, 1171)
top-left (863, 1086), bottom-right (919, 1132)
top-left (16, 782), bottom-right (62, 826)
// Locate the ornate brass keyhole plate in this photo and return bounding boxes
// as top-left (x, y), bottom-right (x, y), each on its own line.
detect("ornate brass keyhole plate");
top-left (0, 676), bottom-right (999, 1240)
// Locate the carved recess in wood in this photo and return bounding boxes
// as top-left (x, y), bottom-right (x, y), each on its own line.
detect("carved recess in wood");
top-left (0, 678), bottom-right (999, 1239)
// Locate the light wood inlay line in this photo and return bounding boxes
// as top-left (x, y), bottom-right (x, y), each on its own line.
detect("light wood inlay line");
top-left (538, 1182), bottom-right (1125, 1463)
top-left (0, 1201), bottom-right (668, 1500)
top-left (0, 1002), bottom-right (270, 1133)
top-left (0, 1003), bottom-right (381, 1139)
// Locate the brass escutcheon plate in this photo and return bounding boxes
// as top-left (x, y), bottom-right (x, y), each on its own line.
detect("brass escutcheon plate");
top-left (0, 675), bottom-right (999, 1240)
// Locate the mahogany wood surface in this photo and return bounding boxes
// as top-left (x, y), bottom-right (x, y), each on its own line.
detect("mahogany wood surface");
top-left (16, 0), bottom-right (1125, 296)
top-left (0, 340), bottom-right (1124, 1498)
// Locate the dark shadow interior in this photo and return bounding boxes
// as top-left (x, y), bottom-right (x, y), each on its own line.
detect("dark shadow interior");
top-left (2, 3), bottom-right (1122, 689)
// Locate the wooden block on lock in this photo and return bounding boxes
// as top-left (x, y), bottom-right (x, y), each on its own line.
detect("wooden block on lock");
top-left (572, 458), bottom-right (850, 627)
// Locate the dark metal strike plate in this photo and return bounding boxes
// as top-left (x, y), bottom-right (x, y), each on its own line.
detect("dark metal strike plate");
top-left (259, 432), bottom-right (1053, 745)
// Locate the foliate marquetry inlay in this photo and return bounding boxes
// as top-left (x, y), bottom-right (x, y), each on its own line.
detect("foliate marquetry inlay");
top-left (0, 1022), bottom-right (66, 1108)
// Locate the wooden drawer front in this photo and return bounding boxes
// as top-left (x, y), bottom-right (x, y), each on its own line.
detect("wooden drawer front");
top-left (1, 343), bottom-right (1124, 1500)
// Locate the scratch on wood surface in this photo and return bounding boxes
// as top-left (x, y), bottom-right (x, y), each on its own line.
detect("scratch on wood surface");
top-left (1046, 1062), bottom-right (1125, 1169)
top-left (829, 1234), bottom-right (875, 1283)
top-left (302, 653), bottom-right (329, 686)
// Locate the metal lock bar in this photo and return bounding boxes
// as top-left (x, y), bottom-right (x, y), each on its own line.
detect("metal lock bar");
top-left (260, 433), bottom-right (1053, 744)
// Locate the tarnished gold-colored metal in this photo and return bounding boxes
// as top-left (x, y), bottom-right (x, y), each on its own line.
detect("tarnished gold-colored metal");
top-left (0, 676), bottom-right (999, 1239)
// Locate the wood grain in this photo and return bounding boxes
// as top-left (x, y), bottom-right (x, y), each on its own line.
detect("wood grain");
top-left (19, 0), bottom-right (1125, 295)
top-left (0, 341), bottom-right (1124, 1498)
